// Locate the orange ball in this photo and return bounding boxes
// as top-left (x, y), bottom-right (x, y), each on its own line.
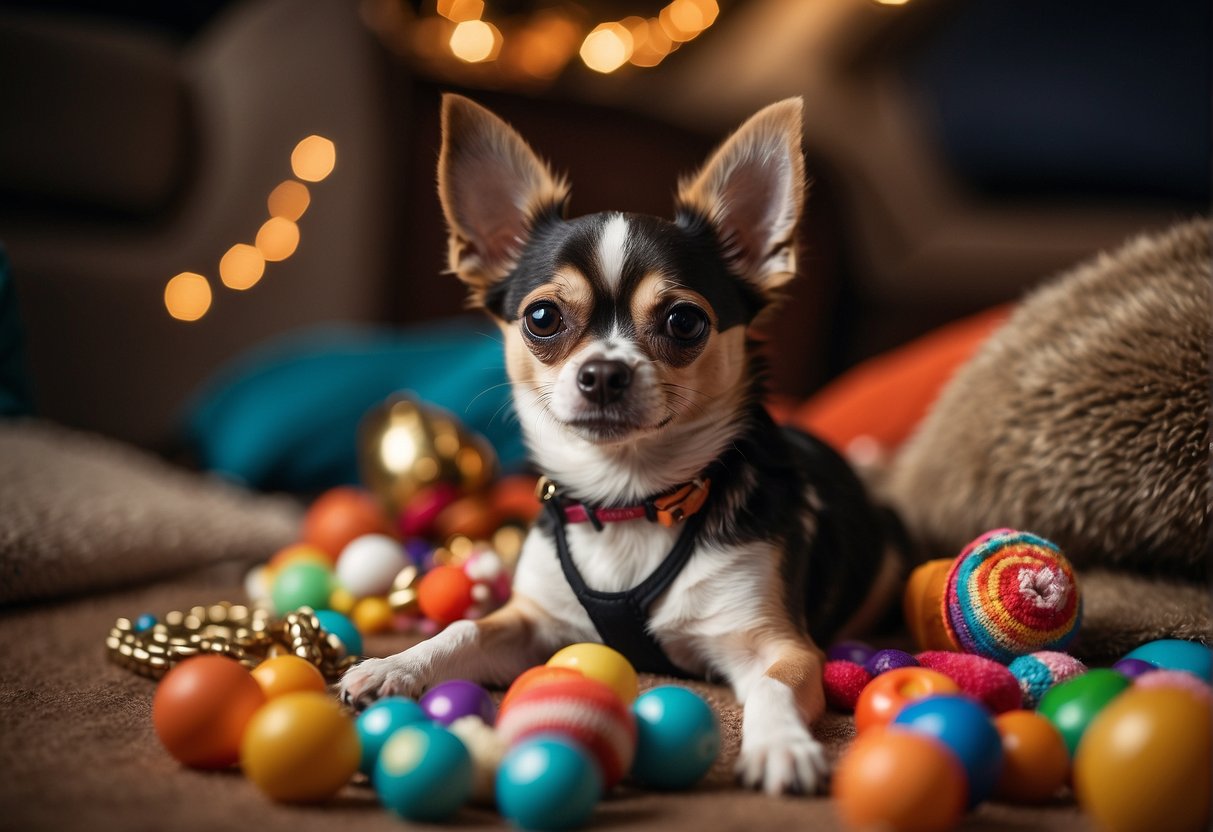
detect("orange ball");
top-left (833, 727), bottom-right (968, 832)
top-left (152, 655), bottom-right (267, 769)
top-left (302, 487), bottom-right (393, 561)
top-left (499, 665), bottom-right (584, 717)
top-left (993, 710), bottom-right (1070, 803)
top-left (251, 655), bottom-right (327, 700)
top-left (417, 565), bottom-right (475, 625)
top-left (432, 495), bottom-right (501, 542)
top-left (489, 475), bottom-right (543, 524)
top-left (854, 667), bottom-right (960, 734)
top-left (268, 543), bottom-right (332, 572)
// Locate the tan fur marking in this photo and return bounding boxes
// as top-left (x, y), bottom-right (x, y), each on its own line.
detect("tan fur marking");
top-left (475, 598), bottom-right (538, 650)
top-left (517, 267), bottom-right (594, 324)
top-left (765, 643), bottom-right (826, 721)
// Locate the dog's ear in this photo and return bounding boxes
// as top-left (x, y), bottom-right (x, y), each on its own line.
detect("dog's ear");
top-left (676, 98), bottom-right (806, 297)
top-left (438, 95), bottom-right (569, 304)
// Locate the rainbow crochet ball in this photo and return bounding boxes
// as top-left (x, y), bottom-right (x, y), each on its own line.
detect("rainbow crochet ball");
top-left (943, 530), bottom-right (1081, 663)
top-left (1008, 651), bottom-right (1088, 709)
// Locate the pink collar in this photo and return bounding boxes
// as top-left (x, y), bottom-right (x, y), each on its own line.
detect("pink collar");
top-left (537, 476), bottom-right (713, 529)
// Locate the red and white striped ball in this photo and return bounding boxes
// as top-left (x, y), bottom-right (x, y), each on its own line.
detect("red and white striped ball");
top-left (495, 677), bottom-right (636, 788)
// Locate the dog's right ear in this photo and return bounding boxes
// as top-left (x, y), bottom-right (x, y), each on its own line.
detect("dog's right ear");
top-left (438, 95), bottom-right (569, 306)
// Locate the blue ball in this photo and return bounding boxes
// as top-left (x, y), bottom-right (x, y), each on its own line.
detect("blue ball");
top-left (497, 735), bottom-right (602, 831)
top-left (1123, 639), bottom-right (1212, 682)
top-left (314, 609), bottom-right (363, 658)
top-left (892, 694), bottom-right (1003, 807)
top-left (864, 649), bottom-right (919, 677)
top-left (630, 686), bottom-right (720, 790)
top-left (375, 723), bottom-right (472, 822)
top-left (133, 613), bottom-right (157, 633)
top-left (356, 697), bottom-right (428, 776)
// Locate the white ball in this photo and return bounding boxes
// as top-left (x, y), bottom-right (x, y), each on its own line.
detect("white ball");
top-left (244, 565), bottom-right (272, 601)
top-left (335, 534), bottom-right (407, 598)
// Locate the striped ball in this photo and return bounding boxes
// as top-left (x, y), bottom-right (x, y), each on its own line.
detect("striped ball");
top-left (495, 677), bottom-right (636, 788)
top-left (943, 530), bottom-right (1081, 662)
top-left (1008, 651), bottom-right (1087, 708)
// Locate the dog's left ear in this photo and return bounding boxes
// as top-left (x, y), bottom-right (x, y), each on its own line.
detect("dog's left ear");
top-left (676, 98), bottom-right (806, 297)
top-left (438, 94), bottom-right (570, 306)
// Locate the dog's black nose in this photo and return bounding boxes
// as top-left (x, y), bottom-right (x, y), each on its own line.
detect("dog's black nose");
top-left (577, 359), bottom-right (632, 405)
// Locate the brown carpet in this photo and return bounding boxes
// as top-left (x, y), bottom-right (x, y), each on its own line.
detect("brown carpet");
top-left (0, 560), bottom-right (1093, 832)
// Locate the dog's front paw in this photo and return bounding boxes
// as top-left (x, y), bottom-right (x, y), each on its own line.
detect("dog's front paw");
top-left (339, 655), bottom-right (430, 711)
top-left (735, 728), bottom-right (829, 796)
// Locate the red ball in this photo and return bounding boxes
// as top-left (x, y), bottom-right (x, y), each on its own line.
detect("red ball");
top-left (916, 651), bottom-right (1022, 714)
top-left (417, 565), bottom-right (475, 625)
top-left (302, 487), bottom-right (393, 561)
top-left (152, 655), bottom-right (267, 769)
top-left (824, 661), bottom-right (873, 711)
top-left (496, 677), bottom-right (636, 788)
top-left (499, 665), bottom-right (584, 717)
top-left (854, 668), bottom-right (959, 734)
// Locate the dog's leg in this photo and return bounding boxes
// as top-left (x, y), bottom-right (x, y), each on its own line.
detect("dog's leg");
top-left (339, 595), bottom-right (567, 710)
top-left (721, 636), bottom-right (829, 795)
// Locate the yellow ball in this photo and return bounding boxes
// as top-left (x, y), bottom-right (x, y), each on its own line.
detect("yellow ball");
top-left (546, 643), bottom-right (638, 704)
top-left (251, 655), bottom-right (327, 700)
top-left (329, 587), bottom-right (356, 615)
top-left (1074, 687), bottom-right (1212, 832)
top-left (240, 692), bottom-right (360, 803)
top-left (352, 596), bottom-right (394, 634)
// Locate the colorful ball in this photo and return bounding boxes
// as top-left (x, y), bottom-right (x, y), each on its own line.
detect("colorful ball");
top-left (432, 494), bottom-right (501, 542)
top-left (449, 715), bottom-right (507, 805)
top-left (271, 562), bottom-right (333, 614)
top-left (1134, 669), bottom-right (1213, 704)
top-left (865, 649), bottom-right (918, 677)
top-left (1074, 687), bottom-right (1212, 832)
top-left (497, 735), bottom-right (602, 831)
top-left (269, 543), bottom-right (332, 571)
top-left (302, 486), bottom-right (393, 561)
top-left (827, 640), bottom-right (876, 665)
top-left (916, 651), bottom-right (1022, 714)
top-left (336, 534), bottom-right (409, 599)
top-left (892, 694), bottom-right (1004, 806)
top-left (420, 679), bottom-right (497, 726)
top-left (240, 691), bottom-right (360, 802)
top-left (133, 613), bottom-right (157, 633)
top-left (824, 661), bottom-right (872, 712)
top-left (314, 609), bottom-right (363, 658)
top-left (546, 643), bottom-right (638, 705)
top-left (832, 727), bottom-right (967, 832)
top-left (152, 655), bottom-right (267, 769)
top-left (943, 530), bottom-right (1081, 662)
top-left (500, 666), bottom-right (585, 717)
top-left (417, 565), bottom-right (475, 625)
top-left (1123, 639), bottom-right (1213, 683)
top-left (630, 686), bottom-right (720, 790)
top-left (375, 722), bottom-right (473, 821)
top-left (355, 697), bottom-right (428, 776)
top-left (251, 655), bottom-right (327, 700)
top-left (397, 483), bottom-right (460, 538)
top-left (1037, 668), bottom-right (1130, 756)
top-left (1111, 657), bottom-right (1157, 679)
top-left (328, 586), bottom-right (356, 615)
top-left (1007, 651), bottom-right (1087, 709)
top-left (993, 710), bottom-right (1070, 803)
top-left (496, 677), bottom-right (636, 788)
top-left (244, 565), bottom-right (272, 602)
top-left (352, 596), bottom-right (394, 635)
top-left (854, 667), bottom-right (960, 734)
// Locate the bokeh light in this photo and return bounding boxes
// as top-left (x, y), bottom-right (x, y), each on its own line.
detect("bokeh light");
top-left (164, 272), bottom-right (212, 321)
top-left (437, 0), bottom-right (484, 22)
top-left (291, 135), bottom-right (336, 182)
top-left (628, 17), bottom-right (674, 67)
top-left (255, 217), bottom-right (300, 262)
top-left (219, 244), bottom-right (266, 291)
top-left (505, 11), bottom-right (580, 80)
top-left (580, 22), bottom-right (634, 74)
top-left (449, 19), bottom-right (501, 63)
top-left (872, 0), bottom-right (911, 5)
top-left (267, 180), bottom-right (311, 221)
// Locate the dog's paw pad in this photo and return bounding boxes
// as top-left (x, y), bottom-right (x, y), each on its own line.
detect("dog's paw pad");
top-left (735, 735), bottom-right (829, 795)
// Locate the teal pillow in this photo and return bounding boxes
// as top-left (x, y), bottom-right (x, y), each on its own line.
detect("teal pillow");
top-left (184, 319), bottom-right (523, 493)
top-left (0, 244), bottom-right (34, 417)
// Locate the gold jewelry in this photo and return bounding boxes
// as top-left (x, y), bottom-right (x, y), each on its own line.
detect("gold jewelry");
top-left (106, 602), bottom-right (357, 682)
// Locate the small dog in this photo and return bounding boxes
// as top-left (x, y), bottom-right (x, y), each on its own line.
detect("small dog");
top-left (340, 95), bottom-right (901, 794)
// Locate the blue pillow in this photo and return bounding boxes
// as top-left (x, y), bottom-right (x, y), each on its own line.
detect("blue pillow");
top-left (0, 244), bottom-right (34, 417)
top-left (184, 318), bottom-right (524, 493)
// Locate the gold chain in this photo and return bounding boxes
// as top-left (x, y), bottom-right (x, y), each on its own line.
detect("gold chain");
top-left (105, 602), bottom-right (357, 682)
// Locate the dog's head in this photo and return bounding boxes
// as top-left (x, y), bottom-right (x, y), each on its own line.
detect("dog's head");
top-left (438, 95), bottom-right (805, 448)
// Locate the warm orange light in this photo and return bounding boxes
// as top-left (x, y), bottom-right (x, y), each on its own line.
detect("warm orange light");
top-left (580, 22), bottom-right (633, 74)
top-left (628, 17), bottom-right (674, 67)
top-left (659, 0), bottom-right (716, 43)
top-left (449, 19), bottom-right (501, 63)
top-left (255, 218), bottom-right (300, 262)
top-left (164, 272), bottom-right (212, 321)
top-left (267, 180), bottom-right (311, 221)
top-left (291, 135), bottom-right (336, 182)
top-left (219, 244), bottom-right (266, 291)
top-left (507, 11), bottom-right (580, 80)
top-left (872, 0), bottom-right (911, 4)
top-left (437, 0), bottom-right (484, 22)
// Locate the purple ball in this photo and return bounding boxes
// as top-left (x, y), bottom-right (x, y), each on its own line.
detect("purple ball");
top-left (864, 648), bottom-right (919, 676)
top-left (826, 640), bottom-right (875, 666)
top-left (1112, 657), bottom-right (1158, 679)
top-left (420, 679), bottom-right (497, 726)
top-left (403, 538), bottom-right (432, 566)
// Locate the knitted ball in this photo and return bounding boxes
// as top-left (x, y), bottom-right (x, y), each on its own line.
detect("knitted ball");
top-left (824, 661), bottom-right (872, 712)
top-left (943, 530), bottom-right (1081, 662)
top-left (916, 651), bottom-right (1022, 714)
top-left (494, 677), bottom-right (636, 788)
top-left (865, 649), bottom-right (919, 677)
top-left (1008, 651), bottom-right (1088, 709)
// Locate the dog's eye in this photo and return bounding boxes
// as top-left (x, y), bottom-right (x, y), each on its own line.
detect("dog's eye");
top-left (665, 305), bottom-right (708, 342)
top-left (524, 301), bottom-right (563, 338)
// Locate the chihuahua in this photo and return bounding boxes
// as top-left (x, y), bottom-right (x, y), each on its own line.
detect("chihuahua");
top-left (340, 95), bottom-right (901, 794)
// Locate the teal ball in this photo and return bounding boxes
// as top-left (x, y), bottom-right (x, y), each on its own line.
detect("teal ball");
top-left (630, 686), bottom-right (720, 790)
top-left (356, 697), bottom-right (428, 776)
top-left (271, 562), bottom-right (332, 614)
top-left (497, 735), bottom-right (602, 831)
top-left (1124, 639), bottom-right (1213, 682)
top-left (314, 609), bottom-right (363, 658)
top-left (375, 723), bottom-right (472, 821)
